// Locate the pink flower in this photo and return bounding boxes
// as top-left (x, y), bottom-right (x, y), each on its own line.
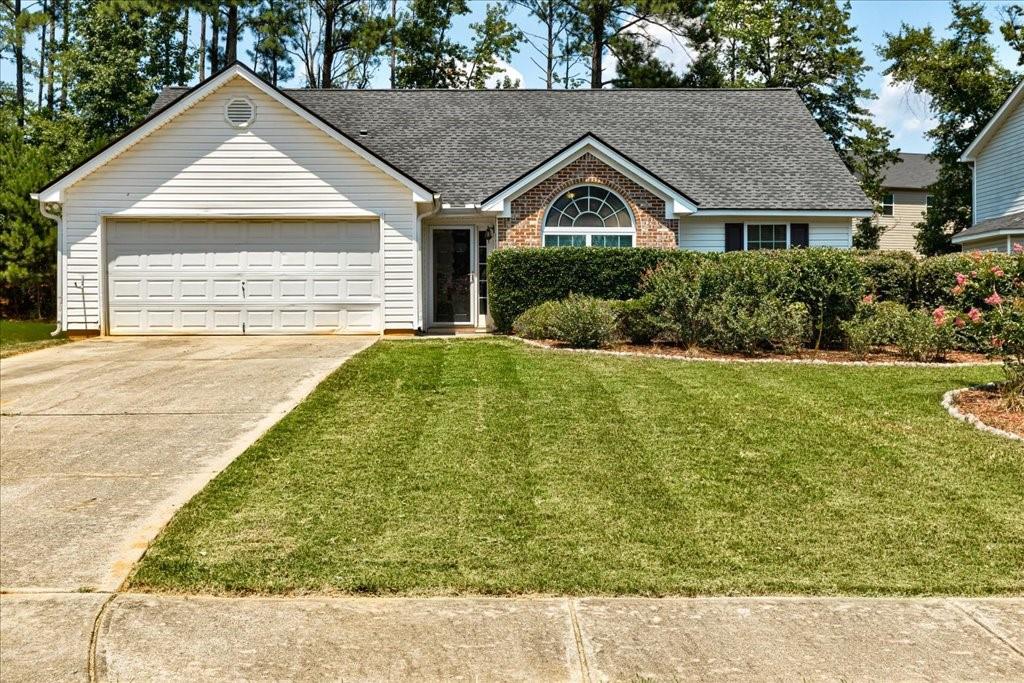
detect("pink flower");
top-left (969, 250), bottom-right (984, 263)
top-left (862, 294), bottom-right (875, 304)
top-left (932, 306), bottom-right (947, 326)
top-left (955, 272), bottom-right (968, 286)
top-left (1013, 243), bottom-right (1023, 254)
top-left (992, 337), bottom-right (1004, 349)
top-left (991, 266), bottom-right (1005, 278)
top-left (951, 285), bottom-right (965, 296)
top-left (954, 316), bottom-right (966, 328)
top-left (970, 270), bottom-right (978, 278)
top-left (967, 307), bottom-right (982, 323)
top-left (984, 292), bottom-right (1003, 306)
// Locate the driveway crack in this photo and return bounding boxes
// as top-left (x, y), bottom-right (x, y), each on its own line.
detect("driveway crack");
top-left (568, 598), bottom-right (593, 683)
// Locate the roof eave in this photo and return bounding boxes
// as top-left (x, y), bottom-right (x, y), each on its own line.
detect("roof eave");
top-left (959, 79), bottom-right (1024, 162)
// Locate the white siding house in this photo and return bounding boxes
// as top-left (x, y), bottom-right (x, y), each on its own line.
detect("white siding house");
top-left (956, 80), bottom-right (1024, 253)
top-left (36, 63), bottom-right (872, 336)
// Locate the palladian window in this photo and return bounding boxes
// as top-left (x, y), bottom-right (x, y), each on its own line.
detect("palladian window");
top-left (543, 185), bottom-right (635, 247)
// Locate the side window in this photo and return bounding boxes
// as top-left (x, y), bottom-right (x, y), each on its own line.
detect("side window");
top-left (881, 193), bottom-right (894, 216)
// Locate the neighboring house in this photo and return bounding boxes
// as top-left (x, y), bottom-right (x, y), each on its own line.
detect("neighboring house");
top-left (865, 152), bottom-right (939, 253)
top-left (955, 79), bottom-right (1024, 253)
top-left (34, 63), bottom-right (870, 335)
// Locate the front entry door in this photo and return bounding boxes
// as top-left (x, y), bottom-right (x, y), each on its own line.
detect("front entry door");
top-left (433, 229), bottom-right (472, 324)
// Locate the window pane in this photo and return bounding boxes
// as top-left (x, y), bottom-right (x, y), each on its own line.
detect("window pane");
top-left (592, 234), bottom-right (632, 247)
top-left (543, 185), bottom-right (633, 230)
top-left (747, 224), bottom-right (787, 250)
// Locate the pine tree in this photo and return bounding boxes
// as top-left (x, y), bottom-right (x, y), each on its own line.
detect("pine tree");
top-left (248, 0), bottom-right (299, 85)
top-left (881, 0), bottom-right (1019, 254)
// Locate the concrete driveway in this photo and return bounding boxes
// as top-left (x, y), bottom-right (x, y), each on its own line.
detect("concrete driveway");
top-left (0, 335), bottom-right (375, 592)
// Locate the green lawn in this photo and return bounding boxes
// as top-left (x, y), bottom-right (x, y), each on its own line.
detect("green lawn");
top-left (129, 339), bottom-right (1023, 597)
top-left (0, 320), bottom-right (67, 358)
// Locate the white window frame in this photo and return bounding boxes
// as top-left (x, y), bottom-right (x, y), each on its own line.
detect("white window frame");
top-left (881, 193), bottom-right (895, 216)
top-left (542, 184), bottom-right (637, 248)
top-left (743, 223), bottom-right (791, 251)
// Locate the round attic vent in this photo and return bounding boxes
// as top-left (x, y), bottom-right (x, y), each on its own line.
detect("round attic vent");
top-left (224, 97), bottom-right (255, 128)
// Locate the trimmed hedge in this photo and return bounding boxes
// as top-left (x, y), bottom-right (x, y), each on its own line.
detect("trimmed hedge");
top-left (488, 247), bottom-right (699, 332)
top-left (489, 246), bottom-right (1017, 335)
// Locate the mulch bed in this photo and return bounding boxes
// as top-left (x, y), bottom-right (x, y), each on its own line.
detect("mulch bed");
top-left (954, 387), bottom-right (1024, 438)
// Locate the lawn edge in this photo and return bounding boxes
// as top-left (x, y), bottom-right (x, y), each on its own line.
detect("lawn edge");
top-left (942, 384), bottom-right (1023, 442)
top-left (514, 337), bottom-right (1001, 368)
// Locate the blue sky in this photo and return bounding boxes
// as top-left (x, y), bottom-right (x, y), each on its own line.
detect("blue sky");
top-left (4, 1), bottom-right (1020, 152)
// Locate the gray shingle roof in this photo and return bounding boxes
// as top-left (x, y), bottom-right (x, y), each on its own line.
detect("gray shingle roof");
top-left (151, 85), bottom-right (871, 211)
top-left (881, 152), bottom-right (939, 190)
top-left (954, 210), bottom-right (1024, 241)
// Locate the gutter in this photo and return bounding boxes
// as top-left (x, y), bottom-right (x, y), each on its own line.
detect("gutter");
top-left (31, 193), bottom-right (63, 337)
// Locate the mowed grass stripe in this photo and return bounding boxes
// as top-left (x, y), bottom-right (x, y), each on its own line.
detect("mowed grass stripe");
top-left (129, 339), bottom-right (1023, 596)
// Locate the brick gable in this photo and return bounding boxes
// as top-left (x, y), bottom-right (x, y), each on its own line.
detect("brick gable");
top-left (496, 153), bottom-right (679, 249)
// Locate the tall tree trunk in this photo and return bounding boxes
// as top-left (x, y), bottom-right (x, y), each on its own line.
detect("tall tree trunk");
top-left (546, 3), bottom-right (554, 89)
top-left (321, 0), bottom-right (336, 88)
top-left (180, 7), bottom-right (189, 84)
top-left (46, 3), bottom-right (55, 107)
top-left (389, 0), bottom-right (397, 88)
top-left (211, 12), bottom-right (220, 72)
top-left (38, 0), bottom-right (47, 108)
top-left (225, 3), bottom-right (238, 63)
top-left (199, 12), bottom-right (207, 79)
top-left (589, 2), bottom-right (606, 89)
top-left (15, 0), bottom-right (24, 126)
top-left (59, 0), bottom-right (69, 109)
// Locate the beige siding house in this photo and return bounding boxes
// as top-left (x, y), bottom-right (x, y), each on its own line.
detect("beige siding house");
top-left (35, 63), bottom-right (871, 335)
top-left (955, 79), bottom-right (1024, 253)
top-left (857, 153), bottom-right (938, 253)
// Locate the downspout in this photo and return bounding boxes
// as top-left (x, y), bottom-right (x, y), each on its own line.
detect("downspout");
top-left (415, 194), bottom-right (443, 333)
top-left (33, 194), bottom-right (63, 336)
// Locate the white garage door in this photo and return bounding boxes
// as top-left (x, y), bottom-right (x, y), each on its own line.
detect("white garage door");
top-left (106, 219), bottom-right (381, 334)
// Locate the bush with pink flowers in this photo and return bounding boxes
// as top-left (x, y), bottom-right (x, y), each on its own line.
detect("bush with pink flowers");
top-left (948, 247), bottom-right (1024, 410)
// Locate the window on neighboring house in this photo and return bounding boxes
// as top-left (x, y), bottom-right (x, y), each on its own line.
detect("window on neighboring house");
top-left (543, 185), bottom-right (635, 247)
top-left (925, 194), bottom-right (934, 210)
top-left (881, 193), bottom-right (894, 216)
top-left (746, 224), bottom-right (788, 250)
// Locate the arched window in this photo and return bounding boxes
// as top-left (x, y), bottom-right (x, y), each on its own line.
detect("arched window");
top-left (542, 185), bottom-right (635, 247)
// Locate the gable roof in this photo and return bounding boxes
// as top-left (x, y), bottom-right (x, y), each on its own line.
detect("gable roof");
top-left (880, 153), bottom-right (939, 190)
top-left (151, 85), bottom-right (870, 212)
top-left (480, 133), bottom-right (699, 217)
top-left (960, 78), bottom-right (1024, 162)
top-left (37, 62), bottom-right (436, 203)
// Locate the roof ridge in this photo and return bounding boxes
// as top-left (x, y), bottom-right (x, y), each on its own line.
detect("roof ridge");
top-left (283, 87), bottom-right (798, 93)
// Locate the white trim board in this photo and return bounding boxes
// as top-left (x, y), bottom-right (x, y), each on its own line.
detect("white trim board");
top-left (480, 134), bottom-right (699, 219)
top-left (37, 64), bottom-right (436, 204)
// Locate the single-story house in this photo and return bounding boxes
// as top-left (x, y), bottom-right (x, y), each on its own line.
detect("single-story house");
top-left (35, 62), bottom-right (871, 336)
top-left (955, 78), bottom-right (1024, 253)
top-left (859, 152), bottom-right (938, 253)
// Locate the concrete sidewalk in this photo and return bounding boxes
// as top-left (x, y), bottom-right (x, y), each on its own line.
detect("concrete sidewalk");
top-left (2, 594), bottom-right (1021, 682)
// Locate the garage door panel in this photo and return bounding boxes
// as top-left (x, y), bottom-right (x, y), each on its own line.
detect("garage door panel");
top-left (106, 219), bottom-right (381, 335)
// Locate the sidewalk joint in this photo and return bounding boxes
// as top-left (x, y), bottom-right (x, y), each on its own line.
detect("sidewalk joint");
top-left (946, 599), bottom-right (1024, 661)
top-left (567, 598), bottom-right (592, 683)
top-left (88, 593), bottom-right (117, 683)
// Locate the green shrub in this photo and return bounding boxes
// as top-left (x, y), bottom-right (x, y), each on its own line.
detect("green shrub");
top-left (701, 296), bottom-right (810, 355)
top-left (513, 294), bottom-right (616, 348)
top-left (784, 248), bottom-right (865, 348)
top-left (917, 253), bottom-right (1015, 309)
top-left (640, 259), bottom-right (712, 346)
top-left (612, 296), bottom-right (662, 345)
top-left (841, 299), bottom-right (911, 358)
top-left (488, 247), bottom-right (699, 332)
top-left (511, 299), bottom-right (560, 340)
top-left (855, 251), bottom-right (918, 304)
top-left (892, 308), bottom-right (955, 362)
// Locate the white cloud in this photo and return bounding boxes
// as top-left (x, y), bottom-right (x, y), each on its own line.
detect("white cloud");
top-left (605, 20), bottom-right (696, 85)
top-left (485, 59), bottom-right (525, 88)
top-left (867, 75), bottom-right (937, 151)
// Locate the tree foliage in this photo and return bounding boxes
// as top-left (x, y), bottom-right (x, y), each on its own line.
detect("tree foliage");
top-left (881, 0), bottom-right (1019, 255)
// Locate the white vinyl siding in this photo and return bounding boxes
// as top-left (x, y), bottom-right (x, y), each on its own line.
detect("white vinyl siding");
top-left (678, 217), bottom-right (852, 251)
top-left (974, 99), bottom-right (1024, 223)
top-left (60, 76), bottom-right (418, 331)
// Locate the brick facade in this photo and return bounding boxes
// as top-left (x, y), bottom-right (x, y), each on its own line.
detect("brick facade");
top-left (495, 153), bottom-right (679, 249)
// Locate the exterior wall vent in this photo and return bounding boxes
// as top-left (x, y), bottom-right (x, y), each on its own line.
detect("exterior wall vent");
top-left (225, 97), bottom-right (255, 129)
